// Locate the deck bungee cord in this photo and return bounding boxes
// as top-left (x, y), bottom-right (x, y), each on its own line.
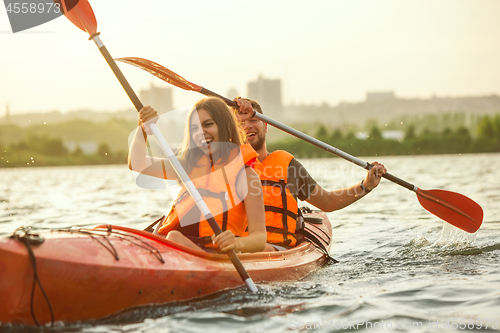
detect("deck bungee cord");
top-left (1, 213), bottom-right (333, 325)
top-left (10, 227), bottom-right (54, 327)
top-left (296, 209), bottom-right (338, 264)
top-left (54, 226), bottom-right (166, 263)
top-left (8, 225), bottom-right (168, 328)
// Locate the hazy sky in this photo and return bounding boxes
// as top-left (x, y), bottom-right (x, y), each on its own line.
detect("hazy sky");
top-left (1, 0), bottom-right (499, 115)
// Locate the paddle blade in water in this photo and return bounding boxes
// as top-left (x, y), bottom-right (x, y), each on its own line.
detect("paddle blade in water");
top-left (56, 0), bottom-right (97, 35)
top-left (116, 57), bottom-right (200, 92)
top-left (416, 189), bottom-right (483, 233)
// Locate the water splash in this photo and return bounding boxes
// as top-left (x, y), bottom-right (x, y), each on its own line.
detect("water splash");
top-left (429, 222), bottom-right (477, 249)
top-left (403, 222), bottom-right (479, 257)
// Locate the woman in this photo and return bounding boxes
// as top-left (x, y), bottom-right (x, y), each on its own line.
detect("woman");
top-left (128, 97), bottom-right (266, 253)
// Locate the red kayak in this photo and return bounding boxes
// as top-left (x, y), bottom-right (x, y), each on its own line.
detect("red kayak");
top-left (0, 210), bottom-right (333, 326)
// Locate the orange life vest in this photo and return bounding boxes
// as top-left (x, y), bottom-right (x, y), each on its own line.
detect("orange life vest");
top-left (158, 144), bottom-right (258, 247)
top-left (252, 150), bottom-right (300, 247)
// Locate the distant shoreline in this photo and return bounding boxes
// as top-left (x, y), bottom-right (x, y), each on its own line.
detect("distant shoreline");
top-left (1, 113), bottom-right (499, 168)
top-left (1, 150), bottom-right (497, 169)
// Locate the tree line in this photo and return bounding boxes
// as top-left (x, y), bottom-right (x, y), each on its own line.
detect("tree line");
top-left (269, 115), bottom-right (500, 158)
top-left (0, 134), bottom-right (127, 167)
top-left (1, 114), bottom-right (499, 168)
top-left (0, 118), bottom-right (135, 168)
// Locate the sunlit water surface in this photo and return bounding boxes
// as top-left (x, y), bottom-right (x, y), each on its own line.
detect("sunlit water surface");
top-left (1, 153), bottom-right (499, 332)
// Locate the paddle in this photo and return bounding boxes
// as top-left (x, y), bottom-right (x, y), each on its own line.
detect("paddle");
top-left (57, 0), bottom-right (258, 292)
top-left (115, 57), bottom-right (484, 234)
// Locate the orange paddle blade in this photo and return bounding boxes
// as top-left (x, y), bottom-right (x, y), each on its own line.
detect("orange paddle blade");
top-left (57, 0), bottom-right (97, 35)
top-left (416, 189), bottom-right (483, 233)
top-left (116, 57), bottom-right (200, 92)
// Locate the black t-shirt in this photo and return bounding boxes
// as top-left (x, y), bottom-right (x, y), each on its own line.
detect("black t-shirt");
top-left (286, 158), bottom-right (317, 201)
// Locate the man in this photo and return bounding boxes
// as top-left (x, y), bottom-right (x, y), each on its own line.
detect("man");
top-left (234, 98), bottom-right (387, 251)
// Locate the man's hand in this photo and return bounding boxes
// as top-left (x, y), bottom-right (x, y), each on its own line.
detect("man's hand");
top-left (363, 161), bottom-right (387, 191)
top-left (234, 98), bottom-right (255, 122)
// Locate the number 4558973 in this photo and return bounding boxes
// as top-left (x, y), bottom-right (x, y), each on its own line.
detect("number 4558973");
top-left (444, 319), bottom-right (498, 330)
top-left (5, 2), bottom-right (61, 14)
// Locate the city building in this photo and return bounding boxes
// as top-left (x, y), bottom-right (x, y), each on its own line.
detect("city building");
top-left (247, 74), bottom-right (283, 119)
top-left (139, 83), bottom-right (173, 112)
top-left (366, 91), bottom-right (395, 101)
top-left (227, 88), bottom-right (239, 100)
top-left (5, 104), bottom-right (10, 123)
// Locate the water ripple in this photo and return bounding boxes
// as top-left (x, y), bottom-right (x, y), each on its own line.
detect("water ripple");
top-left (1, 155), bottom-right (499, 332)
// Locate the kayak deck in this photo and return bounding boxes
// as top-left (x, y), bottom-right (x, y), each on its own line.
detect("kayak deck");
top-left (0, 211), bottom-right (332, 326)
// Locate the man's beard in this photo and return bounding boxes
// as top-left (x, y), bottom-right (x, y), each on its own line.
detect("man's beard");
top-left (250, 131), bottom-right (265, 151)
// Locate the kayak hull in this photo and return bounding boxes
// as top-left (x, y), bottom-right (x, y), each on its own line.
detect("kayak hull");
top-left (0, 212), bottom-right (332, 326)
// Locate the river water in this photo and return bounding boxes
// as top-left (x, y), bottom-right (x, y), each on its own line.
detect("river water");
top-left (1, 153), bottom-right (499, 332)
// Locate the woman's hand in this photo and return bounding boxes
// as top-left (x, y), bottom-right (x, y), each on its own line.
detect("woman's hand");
top-left (139, 105), bottom-right (159, 135)
top-left (363, 161), bottom-right (387, 192)
top-left (211, 230), bottom-right (240, 252)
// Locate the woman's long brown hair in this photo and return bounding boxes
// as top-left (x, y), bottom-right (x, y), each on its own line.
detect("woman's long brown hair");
top-left (177, 97), bottom-right (246, 175)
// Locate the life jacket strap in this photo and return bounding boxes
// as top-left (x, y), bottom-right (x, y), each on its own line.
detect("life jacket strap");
top-left (261, 179), bottom-right (295, 245)
top-left (186, 235), bottom-right (213, 246)
top-left (264, 205), bottom-right (297, 220)
top-left (279, 179), bottom-right (289, 244)
top-left (265, 226), bottom-right (299, 238)
top-left (173, 188), bottom-right (229, 233)
top-left (197, 189), bottom-right (229, 231)
top-left (260, 179), bottom-right (286, 188)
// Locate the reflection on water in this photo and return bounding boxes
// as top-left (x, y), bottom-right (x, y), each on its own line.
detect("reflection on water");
top-left (1, 153), bottom-right (499, 332)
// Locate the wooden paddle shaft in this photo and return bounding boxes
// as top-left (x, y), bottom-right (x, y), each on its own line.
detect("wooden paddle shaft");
top-left (90, 35), bottom-right (258, 292)
top-left (148, 124), bottom-right (258, 292)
